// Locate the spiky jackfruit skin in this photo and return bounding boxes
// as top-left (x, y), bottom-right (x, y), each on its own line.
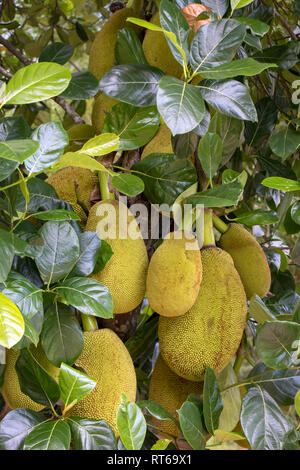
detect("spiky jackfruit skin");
top-left (88, 8), bottom-right (136, 82)
top-left (219, 223), bottom-right (271, 299)
top-left (2, 345), bottom-right (59, 410)
top-left (142, 12), bottom-right (183, 78)
top-left (92, 93), bottom-right (119, 135)
top-left (141, 124), bottom-right (173, 160)
top-left (149, 355), bottom-right (203, 437)
top-left (85, 200), bottom-right (148, 314)
top-left (146, 231), bottom-right (202, 317)
top-left (70, 329), bottom-right (136, 434)
top-left (46, 167), bottom-right (98, 225)
top-left (159, 248), bottom-right (247, 381)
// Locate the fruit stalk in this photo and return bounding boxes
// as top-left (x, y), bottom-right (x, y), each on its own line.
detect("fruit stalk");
top-left (81, 313), bottom-right (98, 332)
top-left (203, 209), bottom-right (215, 247)
top-left (99, 171), bottom-right (115, 201)
top-left (212, 213), bottom-right (228, 234)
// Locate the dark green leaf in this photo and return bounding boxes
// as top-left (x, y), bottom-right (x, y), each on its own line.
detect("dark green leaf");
top-left (157, 76), bottom-right (205, 135)
top-left (171, 131), bottom-right (198, 159)
top-left (234, 209), bottom-right (278, 226)
top-left (59, 363), bottom-right (97, 408)
top-left (0, 230), bottom-right (15, 283)
top-left (41, 302), bottom-right (84, 367)
top-left (32, 209), bottom-right (80, 221)
top-left (0, 159), bottom-right (19, 182)
top-left (115, 28), bottom-right (147, 65)
top-left (15, 349), bottom-right (60, 407)
top-left (15, 308), bottom-right (44, 350)
top-left (199, 58), bottom-right (274, 79)
top-left (138, 400), bottom-right (178, 425)
top-left (59, 72), bottom-right (99, 100)
top-left (68, 417), bottom-right (117, 450)
top-left (235, 17), bottom-right (270, 36)
top-left (291, 201), bottom-right (300, 225)
top-left (125, 315), bottom-right (158, 362)
top-left (117, 394), bottom-right (147, 450)
top-left (270, 128), bottom-right (300, 160)
top-left (0, 409), bottom-right (46, 450)
top-left (186, 181), bottom-right (243, 207)
top-left (70, 231), bottom-right (102, 277)
top-left (203, 367), bottom-right (223, 435)
top-left (177, 401), bottom-right (206, 450)
top-left (55, 277), bottom-right (113, 319)
top-left (202, 0), bottom-right (228, 17)
top-left (23, 420), bottom-right (71, 450)
top-left (244, 98), bottom-right (278, 148)
top-left (253, 44), bottom-right (298, 70)
top-left (93, 239), bottom-right (114, 274)
top-left (208, 111), bottom-right (243, 165)
top-left (111, 173), bottom-right (144, 196)
top-left (192, 107), bottom-right (211, 137)
top-left (0, 116), bottom-right (31, 141)
top-left (197, 132), bottom-right (222, 180)
top-left (103, 103), bottom-right (160, 150)
top-left (99, 64), bottom-right (164, 107)
top-left (2, 272), bottom-right (43, 319)
top-left (39, 42), bottom-right (74, 65)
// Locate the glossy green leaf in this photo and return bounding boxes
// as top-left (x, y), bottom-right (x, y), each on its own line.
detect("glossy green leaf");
top-left (249, 295), bottom-right (276, 324)
top-left (93, 239), bottom-right (114, 274)
top-left (177, 401), bottom-right (206, 450)
top-left (244, 98), bottom-right (278, 148)
top-left (117, 394), bottom-right (147, 450)
top-left (55, 277), bottom-right (113, 319)
top-left (0, 139), bottom-right (39, 163)
top-left (187, 181), bottom-right (243, 207)
top-left (41, 302), bottom-right (84, 367)
top-left (270, 128), bottom-right (300, 160)
top-left (157, 76), bottom-right (205, 135)
top-left (24, 122), bottom-right (69, 174)
top-left (235, 17), bottom-right (270, 36)
top-left (99, 64), bottom-right (164, 107)
top-left (59, 72), bottom-right (99, 100)
top-left (199, 58), bottom-right (275, 80)
top-left (39, 42), bottom-right (74, 65)
top-left (0, 116), bottom-right (31, 141)
top-left (103, 103), bottom-right (160, 150)
top-left (70, 231), bottom-right (102, 277)
top-left (68, 417), bottom-right (117, 450)
top-left (59, 363), bottom-right (97, 409)
top-left (171, 131), bottom-right (198, 159)
top-left (115, 28), bottom-right (147, 65)
top-left (58, 152), bottom-right (110, 173)
top-left (0, 292), bottom-right (25, 348)
top-left (138, 400), bottom-right (178, 425)
top-left (111, 173), bottom-right (144, 196)
top-left (208, 112), bottom-right (243, 165)
top-left (5, 62), bottom-right (71, 104)
top-left (0, 230), bottom-right (15, 283)
top-left (256, 321), bottom-right (300, 369)
top-left (262, 177), bottom-right (300, 192)
top-left (291, 201), bottom-right (300, 225)
top-left (81, 133), bottom-right (119, 157)
top-left (231, 0), bottom-right (255, 11)
top-left (2, 273), bottom-right (43, 319)
top-left (234, 209), bottom-right (279, 226)
top-left (23, 420), bottom-right (71, 450)
top-left (253, 44), bottom-right (299, 70)
top-left (203, 367), bottom-right (223, 435)
top-left (32, 209), bottom-right (80, 221)
top-left (217, 364), bottom-right (241, 432)
top-left (202, 0), bottom-right (228, 17)
top-left (0, 409), bottom-right (46, 450)
top-left (197, 132), bottom-right (222, 180)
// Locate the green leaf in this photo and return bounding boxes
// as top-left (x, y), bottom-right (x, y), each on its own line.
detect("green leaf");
top-left (32, 209), bottom-right (80, 221)
top-left (235, 17), bottom-right (270, 36)
top-left (249, 295), bottom-right (276, 324)
top-left (208, 112), bottom-right (243, 165)
top-left (99, 64), bottom-right (164, 107)
top-left (117, 394), bottom-right (147, 450)
top-left (93, 239), bottom-right (114, 274)
top-left (177, 401), bottom-right (206, 450)
top-left (41, 302), bottom-right (84, 367)
top-left (35, 221), bottom-right (80, 284)
top-left (132, 154), bottom-right (197, 206)
top-left (253, 44), bottom-right (299, 70)
top-left (70, 231), bottom-right (102, 277)
top-left (0, 139), bottom-right (39, 163)
top-left (137, 399), bottom-right (179, 425)
top-left (234, 209), bottom-right (279, 226)
top-left (0, 409), bottom-right (46, 450)
top-left (240, 386), bottom-right (291, 450)
top-left (24, 122), bottom-right (69, 174)
top-left (115, 28), bottom-right (147, 65)
top-left (2, 272), bottom-right (43, 319)
top-left (125, 315), bottom-right (158, 362)
top-left (0, 230), bottom-right (15, 283)
top-left (55, 277), bottom-right (113, 319)
top-left (244, 98), bottom-right (278, 148)
top-left (270, 128), bottom-right (300, 160)
top-left (199, 58), bottom-right (275, 80)
top-left (39, 42), bottom-right (74, 65)
top-left (0, 159), bottom-right (19, 183)
top-left (59, 363), bottom-right (97, 409)
top-left (199, 79), bottom-right (257, 122)
top-left (217, 364), bottom-right (241, 432)
top-left (23, 420), bottom-right (71, 450)
top-left (81, 133), bottom-right (120, 157)
top-left (186, 181), bottom-right (243, 208)
top-left (68, 417), bottom-right (117, 450)
top-left (262, 177), bottom-right (300, 192)
top-left (58, 152), bottom-right (110, 173)
top-left (59, 72), bottom-right (99, 100)
top-left (231, 0), bottom-right (255, 11)
top-left (203, 367), bottom-right (223, 435)
top-left (171, 131), bottom-right (198, 159)
top-left (5, 62), bottom-right (71, 104)
top-left (0, 292), bottom-right (25, 348)
top-left (190, 19), bottom-right (246, 74)
top-left (202, 0), bottom-right (228, 17)
top-left (16, 348), bottom-right (60, 407)
top-left (157, 76), bottom-right (205, 135)
top-left (0, 115), bottom-right (31, 140)
top-left (151, 439), bottom-right (171, 450)
top-left (111, 173), bottom-right (144, 196)
top-left (291, 201), bottom-right (300, 225)
top-left (197, 132), bottom-right (222, 180)
top-left (256, 321), bottom-right (300, 369)
top-left (295, 390), bottom-right (300, 417)
top-left (103, 103), bottom-right (160, 151)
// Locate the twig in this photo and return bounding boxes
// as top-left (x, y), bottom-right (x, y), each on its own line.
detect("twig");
top-left (0, 34), bottom-right (84, 124)
top-left (0, 65), bottom-right (12, 79)
top-left (274, 8), bottom-right (298, 41)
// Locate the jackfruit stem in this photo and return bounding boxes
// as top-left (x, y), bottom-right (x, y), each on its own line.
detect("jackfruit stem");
top-left (212, 213), bottom-right (228, 234)
top-left (74, 181), bottom-right (89, 215)
top-left (81, 313), bottom-right (98, 332)
top-left (99, 171), bottom-right (115, 201)
top-left (203, 210), bottom-right (215, 247)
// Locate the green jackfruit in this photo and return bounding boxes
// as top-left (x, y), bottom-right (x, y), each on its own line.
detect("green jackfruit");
top-left (219, 223), bottom-right (271, 299)
top-left (92, 93), bottom-right (119, 135)
top-left (46, 167), bottom-right (98, 225)
top-left (142, 12), bottom-right (183, 78)
top-left (146, 231), bottom-right (202, 317)
top-left (159, 247), bottom-right (247, 381)
top-left (85, 200), bottom-right (148, 314)
top-left (70, 329), bottom-right (137, 434)
top-left (2, 345), bottom-right (59, 410)
top-left (88, 8), bottom-right (137, 82)
top-left (141, 124), bottom-right (173, 160)
top-left (149, 354), bottom-right (203, 437)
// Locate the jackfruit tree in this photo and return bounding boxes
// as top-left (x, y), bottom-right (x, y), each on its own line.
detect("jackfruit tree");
top-left (0, 0), bottom-right (299, 453)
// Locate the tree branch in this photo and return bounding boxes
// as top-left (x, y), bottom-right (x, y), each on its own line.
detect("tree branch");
top-left (0, 34), bottom-right (85, 124)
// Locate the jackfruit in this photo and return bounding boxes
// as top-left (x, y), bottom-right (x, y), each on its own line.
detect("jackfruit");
top-left (92, 93), bottom-right (119, 135)
top-left (88, 8), bottom-right (137, 82)
top-left (46, 167), bottom-right (98, 225)
top-left (219, 223), bottom-right (271, 299)
top-left (70, 329), bottom-right (136, 434)
top-left (146, 231), bottom-right (202, 317)
top-left (142, 12), bottom-right (183, 78)
top-left (158, 247), bottom-right (247, 381)
top-left (141, 124), bottom-right (173, 160)
top-left (149, 354), bottom-right (203, 437)
top-left (2, 345), bottom-right (59, 411)
top-left (85, 200), bottom-right (148, 314)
